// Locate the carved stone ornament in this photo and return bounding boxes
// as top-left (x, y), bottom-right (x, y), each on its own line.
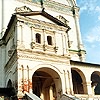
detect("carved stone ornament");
top-left (56, 15), bottom-right (69, 25)
top-left (8, 49), bottom-right (14, 57)
top-left (15, 6), bottom-right (32, 13)
top-left (43, 44), bottom-right (47, 51)
top-left (54, 46), bottom-right (58, 53)
top-left (31, 42), bottom-right (35, 49)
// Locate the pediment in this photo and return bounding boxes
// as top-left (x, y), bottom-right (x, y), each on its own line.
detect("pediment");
top-left (28, 15), bottom-right (56, 24)
top-left (15, 6), bottom-right (69, 28)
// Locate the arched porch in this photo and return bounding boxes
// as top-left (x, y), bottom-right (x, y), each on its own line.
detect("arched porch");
top-left (32, 67), bottom-right (62, 100)
top-left (71, 68), bottom-right (87, 94)
top-left (91, 71), bottom-right (100, 95)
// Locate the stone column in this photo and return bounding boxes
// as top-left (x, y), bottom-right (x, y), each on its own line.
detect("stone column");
top-left (63, 69), bottom-right (73, 95)
top-left (49, 86), bottom-right (54, 100)
top-left (28, 69), bottom-right (33, 93)
top-left (86, 81), bottom-right (92, 95)
top-left (17, 65), bottom-right (24, 98)
top-left (72, 6), bottom-right (85, 61)
top-left (17, 21), bottom-right (25, 48)
top-left (30, 27), bottom-right (35, 49)
top-left (43, 29), bottom-right (47, 51)
top-left (67, 70), bottom-right (74, 95)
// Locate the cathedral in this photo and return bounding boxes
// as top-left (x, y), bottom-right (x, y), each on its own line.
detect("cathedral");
top-left (0, 0), bottom-right (100, 100)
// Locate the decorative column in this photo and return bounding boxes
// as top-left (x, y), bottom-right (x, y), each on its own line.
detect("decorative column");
top-left (61, 33), bottom-right (64, 55)
top-left (63, 69), bottom-right (74, 94)
top-left (27, 66), bottom-right (30, 92)
top-left (30, 27), bottom-right (35, 49)
top-left (28, 68), bottom-right (33, 93)
top-left (49, 86), bottom-right (54, 100)
top-left (85, 81), bottom-right (92, 95)
top-left (17, 65), bottom-right (24, 98)
top-left (17, 21), bottom-right (24, 48)
top-left (72, 6), bottom-right (86, 61)
top-left (54, 31), bottom-right (58, 53)
top-left (43, 29), bottom-right (47, 51)
top-left (66, 69), bottom-right (74, 95)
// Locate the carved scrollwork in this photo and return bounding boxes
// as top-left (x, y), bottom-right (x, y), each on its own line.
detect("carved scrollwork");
top-left (15, 6), bottom-right (32, 13)
top-left (54, 46), bottom-right (58, 53)
top-left (31, 42), bottom-right (35, 49)
top-left (43, 44), bottom-right (47, 51)
top-left (56, 15), bottom-right (69, 25)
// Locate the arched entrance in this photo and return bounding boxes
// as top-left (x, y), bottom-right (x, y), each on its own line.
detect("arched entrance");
top-left (32, 67), bottom-right (62, 100)
top-left (91, 71), bottom-right (100, 95)
top-left (71, 68), bottom-right (86, 94)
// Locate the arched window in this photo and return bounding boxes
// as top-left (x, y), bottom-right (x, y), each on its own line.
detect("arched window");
top-left (36, 33), bottom-right (41, 43)
top-left (47, 36), bottom-right (52, 45)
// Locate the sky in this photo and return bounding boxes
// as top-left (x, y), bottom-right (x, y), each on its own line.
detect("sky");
top-left (77, 0), bottom-right (100, 64)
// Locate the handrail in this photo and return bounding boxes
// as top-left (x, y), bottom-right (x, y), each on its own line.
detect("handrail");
top-left (60, 94), bottom-right (80, 100)
top-left (25, 92), bottom-right (41, 100)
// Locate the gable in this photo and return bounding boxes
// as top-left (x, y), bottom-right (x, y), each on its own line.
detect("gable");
top-left (26, 14), bottom-right (57, 24)
top-left (15, 6), bottom-right (69, 28)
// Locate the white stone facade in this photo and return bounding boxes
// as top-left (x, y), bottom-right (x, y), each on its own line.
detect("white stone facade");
top-left (0, 0), bottom-right (100, 100)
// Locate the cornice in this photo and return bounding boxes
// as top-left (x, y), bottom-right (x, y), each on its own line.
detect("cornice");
top-left (16, 0), bottom-right (73, 15)
top-left (69, 49), bottom-right (86, 53)
top-left (17, 49), bottom-right (70, 64)
top-left (70, 60), bottom-right (100, 68)
top-left (16, 15), bottom-right (67, 32)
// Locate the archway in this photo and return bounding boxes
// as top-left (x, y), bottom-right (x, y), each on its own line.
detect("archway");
top-left (71, 68), bottom-right (86, 94)
top-left (91, 71), bottom-right (100, 95)
top-left (32, 67), bottom-right (62, 100)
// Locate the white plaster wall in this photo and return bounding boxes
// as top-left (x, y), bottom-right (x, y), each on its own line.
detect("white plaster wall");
top-left (1, 0), bottom-right (83, 60)
top-left (45, 9), bottom-right (80, 51)
top-left (17, 57), bottom-right (70, 93)
top-left (2, 0), bottom-right (80, 51)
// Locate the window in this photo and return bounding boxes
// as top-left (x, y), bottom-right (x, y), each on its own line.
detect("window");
top-left (36, 33), bottom-right (41, 43)
top-left (47, 36), bottom-right (52, 45)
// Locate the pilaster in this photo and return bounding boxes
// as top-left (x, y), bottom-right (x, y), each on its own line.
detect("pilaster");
top-left (72, 6), bottom-right (86, 61)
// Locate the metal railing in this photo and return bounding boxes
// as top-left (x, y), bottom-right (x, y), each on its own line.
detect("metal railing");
top-left (25, 92), bottom-right (41, 100)
top-left (60, 94), bottom-right (80, 100)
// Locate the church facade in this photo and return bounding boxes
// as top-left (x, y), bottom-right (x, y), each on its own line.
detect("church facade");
top-left (0, 0), bottom-right (100, 100)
